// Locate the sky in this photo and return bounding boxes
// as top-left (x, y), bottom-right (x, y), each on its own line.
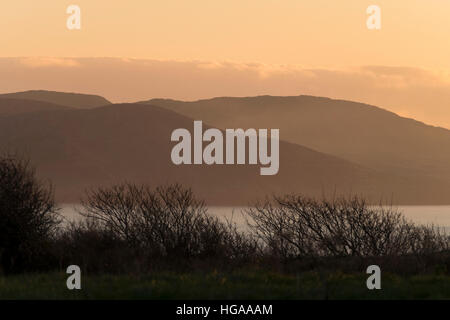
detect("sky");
top-left (1, 1), bottom-right (450, 127)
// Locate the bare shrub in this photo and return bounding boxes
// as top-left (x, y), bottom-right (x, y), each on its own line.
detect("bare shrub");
top-left (55, 219), bottom-right (140, 273)
top-left (137, 184), bottom-right (216, 258)
top-left (80, 184), bottom-right (144, 247)
top-left (80, 183), bottom-right (252, 263)
top-left (246, 195), bottom-right (449, 260)
top-left (0, 155), bottom-right (60, 274)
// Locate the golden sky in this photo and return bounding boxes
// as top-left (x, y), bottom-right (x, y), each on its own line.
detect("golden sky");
top-left (1, 0), bottom-right (449, 69)
top-left (1, 1), bottom-right (450, 127)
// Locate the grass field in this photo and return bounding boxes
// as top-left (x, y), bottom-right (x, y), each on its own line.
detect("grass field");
top-left (0, 271), bottom-right (449, 300)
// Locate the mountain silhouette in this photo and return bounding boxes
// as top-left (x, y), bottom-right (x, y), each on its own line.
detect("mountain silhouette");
top-left (1, 100), bottom-right (450, 204)
top-left (144, 95), bottom-right (450, 183)
top-left (0, 90), bottom-right (111, 109)
top-left (0, 98), bottom-right (71, 116)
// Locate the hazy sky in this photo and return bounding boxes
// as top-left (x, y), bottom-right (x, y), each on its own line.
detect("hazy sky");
top-left (1, 1), bottom-right (450, 127)
top-left (1, 0), bottom-right (449, 68)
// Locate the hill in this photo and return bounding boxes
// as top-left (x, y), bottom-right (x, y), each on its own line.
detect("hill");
top-left (0, 98), bottom-right (71, 116)
top-left (144, 96), bottom-right (450, 182)
top-left (1, 103), bottom-right (446, 204)
top-left (0, 90), bottom-right (111, 109)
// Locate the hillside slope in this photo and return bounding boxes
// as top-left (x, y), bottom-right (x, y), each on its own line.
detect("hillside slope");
top-left (0, 98), bottom-right (71, 116)
top-left (0, 103), bottom-right (445, 204)
top-left (144, 95), bottom-right (450, 181)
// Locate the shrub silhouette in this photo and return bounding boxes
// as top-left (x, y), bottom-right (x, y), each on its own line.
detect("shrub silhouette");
top-left (0, 155), bottom-right (60, 274)
top-left (246, 195), bottom-right (449, 260)
top-left (55, 218), bottom-right (139, 274)
top-left (75, 186), bottom-right (448, 274)
top-left (0, 159), bottom-right (447, 276)
top-left (79, 183), bottom-right (256, 266)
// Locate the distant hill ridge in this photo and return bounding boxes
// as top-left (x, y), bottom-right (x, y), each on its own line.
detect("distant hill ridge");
top-left (0, 90), bottom-right (111, 109)
top-left (143, 95), bottom-right (450, 183)
top-left (1, 91), bottom-right (450, 204)
top-left (0, 101), bottom-right (449, 204)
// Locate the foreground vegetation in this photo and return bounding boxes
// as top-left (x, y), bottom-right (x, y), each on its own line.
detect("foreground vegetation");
top-left (0, 271), bottom-right (449, 300)
top-left (0, 154), bottom-right (449, 299)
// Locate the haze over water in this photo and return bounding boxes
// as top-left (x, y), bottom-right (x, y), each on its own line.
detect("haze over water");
top-left (60, 205), bottom-right (450, 233)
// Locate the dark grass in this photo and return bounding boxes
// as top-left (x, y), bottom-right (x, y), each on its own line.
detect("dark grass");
top-left (0, 271), bottom-right (449, 300)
